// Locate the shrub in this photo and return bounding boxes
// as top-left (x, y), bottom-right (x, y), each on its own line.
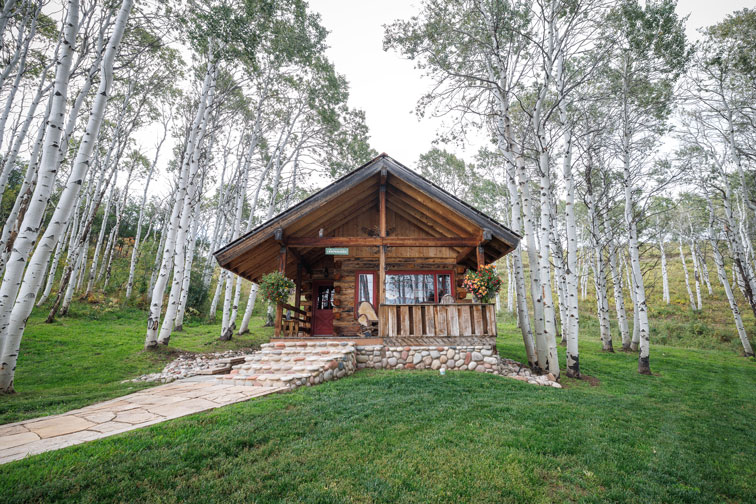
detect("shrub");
top-left (462, 264), bottom-right (501, 303)
top-left (260, 271), bottom-right (295, 304)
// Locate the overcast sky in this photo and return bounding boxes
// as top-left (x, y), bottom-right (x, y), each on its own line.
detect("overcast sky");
top-left (308, 0), bottom-right (755, 168)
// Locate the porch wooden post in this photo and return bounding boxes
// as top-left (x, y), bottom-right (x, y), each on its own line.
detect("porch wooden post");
top-left (275, 246), bottom-right (288, 338)
top-left (294, 261), bottom-right (302, 335)
top-left (477, 245), bottom-right (485, 269)
top-left (379, 170), bottom-right (387, 305)
top-left (379, 245), bottom-right (386, 305)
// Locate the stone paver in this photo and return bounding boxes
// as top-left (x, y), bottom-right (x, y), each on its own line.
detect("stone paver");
top-left (0, 378), bottom-right (286, 465)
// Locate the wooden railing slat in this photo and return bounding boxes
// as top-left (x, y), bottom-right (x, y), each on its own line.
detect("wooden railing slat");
top-left (486, 305), bottom-right (497, 336)
top-left (424, 305), bottom-right (435, 336)
top-left (400, 306), bottom-right (411, 336)
top-left (435, 305), bottom-right (447, 336)
top-left (448, 305), bottom-right (460, 336)
top-left (459, 305), bottom-right (472, 336)
top-left (473, 305), bottom-right (484, 335)
top-left (412, 306), bottom-right (422, 336)
top-left (377, 303), bottom-right (494, 339)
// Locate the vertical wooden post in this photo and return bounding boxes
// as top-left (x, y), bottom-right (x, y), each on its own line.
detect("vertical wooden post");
top-left (294, 261), bottom-right (302, 336)
top-left (379, 245), bottom-right (386, 305)
top-left (275, 245), bottom-right (287, 338)
top-left (477, 245), bottom-right (485, 270)
top-left (379, 170), bottom-right (387, 305)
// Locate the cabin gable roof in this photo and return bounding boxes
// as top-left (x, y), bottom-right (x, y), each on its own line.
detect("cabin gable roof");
top-left (214, 153), bottom-right (521, 281)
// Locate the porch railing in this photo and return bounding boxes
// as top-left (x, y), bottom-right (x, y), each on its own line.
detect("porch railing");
top-left (278, 303), bottom-right (311, 338)
top-left (378, 303), bottom-right (497, 338)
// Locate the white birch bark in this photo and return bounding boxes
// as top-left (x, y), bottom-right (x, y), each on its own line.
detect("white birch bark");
top-left (659, 234), bottom-right (670, 305)
top-left (156, 96), bottom-right (216, 345)
top-left (502, 153), bottom-right (536, 368)
top-left (86, 168), bottom-right (118, 294)
top-left (625, 254), bottom-right (639, 351)
top-left (149, 212), bottom-right (168, 293)
top-left (624, 172), bottom-right (651, 374)
top-left (146, 58), bottom-right (217, 348)
top-left (0, 0), bottom-right (133, 392)
top-left (0, 4), bottom-right (37, 154)
top-left (37, 221), bottom-right (70, 306)
top-left (536, 155), bottom-right (560, 377)
top-left (0, 0), bottom-right (80, 390)
top-left (707, 196), bottom-right (754, 356)
top-left (220, 156), bottom-right (252, 340)
top-left (679, 238), bottom-right (696, 311)
top-left (517, 155), bottom-right (547, 372)
top-left (607, 238), bottom-right (630, 350)
top-left (209, 269), bottom-right (226, 323)
top-left (127, 125), bottom-right (166, 298)
top-left (174, 198), bottom-right (201, 331)
top-left (687, 221), bottom-right (703, 310)
top-left (696, 243), bottom-right (712, 294)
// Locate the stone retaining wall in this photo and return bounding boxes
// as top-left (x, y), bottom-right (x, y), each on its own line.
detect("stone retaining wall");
top-left (355, 344), bottom-right (561, 388)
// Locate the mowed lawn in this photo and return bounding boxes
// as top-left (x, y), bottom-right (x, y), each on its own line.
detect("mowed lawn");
top-left (1, 307), bottom-right (755, 503)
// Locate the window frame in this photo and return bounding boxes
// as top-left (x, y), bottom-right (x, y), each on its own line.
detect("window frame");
top-left (354, 270), bottom-right (378, 317)
top-left (382, 269), bottom-right (455, 305)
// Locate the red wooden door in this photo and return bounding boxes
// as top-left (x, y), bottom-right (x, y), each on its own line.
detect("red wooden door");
top-left (312, 281), bottom-right (334, 336)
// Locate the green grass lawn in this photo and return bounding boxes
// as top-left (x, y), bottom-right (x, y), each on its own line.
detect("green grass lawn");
top-left (1, 302), bottom-right (755, 503)
top-left (0, 301), bottom-right (273, 424)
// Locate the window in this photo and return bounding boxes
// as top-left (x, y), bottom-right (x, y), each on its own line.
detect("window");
top-left (384, 271), bottom-right (454, 305)
top-left (316, 285), bottom-right (334, 310)
top-left (354, 271), bottom-right (378, 318)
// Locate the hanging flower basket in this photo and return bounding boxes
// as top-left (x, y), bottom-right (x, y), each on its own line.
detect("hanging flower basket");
top-left (259, 271), bottom-right (295, 304)
top-left (462, 264), bottom-right (502, 304)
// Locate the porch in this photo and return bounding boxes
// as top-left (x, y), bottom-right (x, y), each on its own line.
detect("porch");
top-left (214, 154), bottom-right (520, 345)
top-left (276, 301), bottom-right (497, 347)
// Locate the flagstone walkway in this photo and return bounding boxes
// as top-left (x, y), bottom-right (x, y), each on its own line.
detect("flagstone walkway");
top-left (0, 377), bottom-right (286, 465)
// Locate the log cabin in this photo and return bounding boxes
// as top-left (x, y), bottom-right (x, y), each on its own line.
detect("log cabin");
top-left (214, 153), bottom-right (521, 348)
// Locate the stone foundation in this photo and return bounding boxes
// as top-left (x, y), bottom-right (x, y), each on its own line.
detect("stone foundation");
top-left (355, 344), bottom-right (561, 388)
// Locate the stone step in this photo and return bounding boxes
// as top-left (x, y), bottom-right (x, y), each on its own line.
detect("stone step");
top-left (251, 347), bottom-right (355, 356)
top-left (217, 343), bottom-right (356, 390)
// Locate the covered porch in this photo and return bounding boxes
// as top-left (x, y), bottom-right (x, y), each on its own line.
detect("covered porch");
top-left (214, 154), bottom-right (520, 346)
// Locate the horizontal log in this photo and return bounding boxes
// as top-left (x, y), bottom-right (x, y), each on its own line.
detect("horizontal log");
top-left (279, 303), bottom-right (308, 316)
top-left (285, 236), bottom-right (481, 247)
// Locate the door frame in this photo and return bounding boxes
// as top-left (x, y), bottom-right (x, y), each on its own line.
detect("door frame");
top-left (311, 280), bottom-right (335, 336)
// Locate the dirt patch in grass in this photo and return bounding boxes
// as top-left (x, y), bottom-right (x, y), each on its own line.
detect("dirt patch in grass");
top-left (560, 373), bottom-right (600, 388)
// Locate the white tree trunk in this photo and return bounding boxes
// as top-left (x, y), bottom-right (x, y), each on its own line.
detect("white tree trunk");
top-left (127, 127), bottom-right (166, 298)
top-left (238, 283), bottom-right (259, 335)
top-left (146, 58), bottom-right (216, 348)
top-left (687, 224), bottom-right (703, 310)
top-left (0, 0), bottom-right (80, 391)
top-left (679, 239), bottom-right (696, 311)
top-left (625, 181), bottom-right (651, 374)
top-left (0, 0), bottom-right (133, 392)
top-left (711, 239), bottom-right (754, 356)
top-left (86, 170), bottom-right (118, 295)
top-left (174, 200), bottom-right (201, 331)
top-left (502, 155), bottom-right (536, 368)
top-left (608, 241), bottom-right (630, 350)
top-left (37, 222), bottom-right (70, 306)
top-left (518, 156), bottom-right (547, 372)
top-left (592, 247), bottom-right (613, 352)
top-left (696, 243), bottom-right (712, 295)
top-left (220, 272), bottom-right (235, 340)
top-left (209, 270), bottom-right (226, 323)
top-left (537, 157), bottom-right (560, 378)
top-left (659, 229), bottom-right (670, 304)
